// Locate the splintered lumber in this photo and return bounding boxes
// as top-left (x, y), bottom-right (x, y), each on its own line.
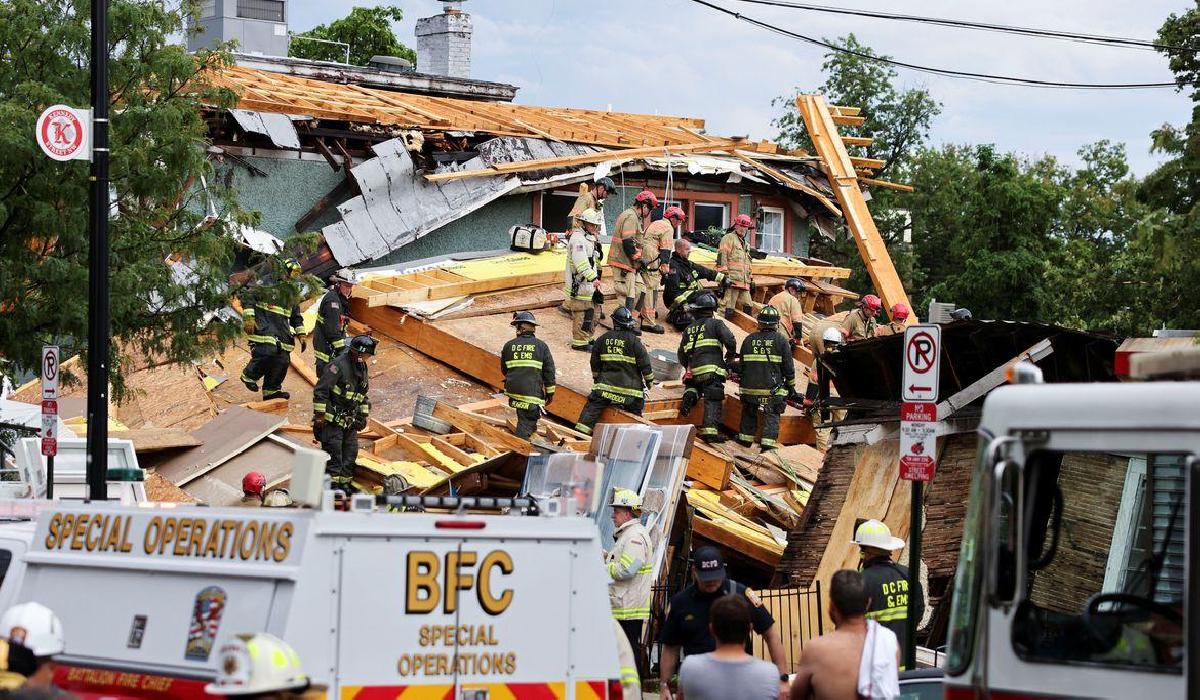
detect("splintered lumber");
top-left (290, 347), bottom-right (318, 385)
top-left (66, 427), bottom-right (200, 454)
top-left (243, 397), bottom-right (289, 416)
top-left (734, 152), bottom-right (841, 218)
top-left (353, 298), bottom-right (733, 489)
top-left (688, 489), bottom-right (784, 567)
top-left (425, 139), bottom-right (745, 183)
top-left (795, 94), bottom-right (913, 325)
top-left (431, 402), bottom-right (534, 456)
top-left (859, 177), bottom-right (914, 193)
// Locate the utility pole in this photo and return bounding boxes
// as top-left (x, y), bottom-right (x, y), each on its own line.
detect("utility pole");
top-left (85, 0), bottom-right (110, 501)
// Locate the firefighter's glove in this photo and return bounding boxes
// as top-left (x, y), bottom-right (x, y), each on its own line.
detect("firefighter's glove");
top-left (730, 373), bottom-right (741, 385)
top-left (592, 288), bottom-right (605, 306)
top-left (242, 316), bottom-right (255, 335)
top-left (749, 280), bottom-right (757, 295)
top-left (352, 416), bottom-right (368, 432)
top-left (312, 415), bottom-right (326, 431)
top-left (297, 336), bottom-right (308, 352)
top-left (545, 392), bottom-right (555, 406)
top-left (682, 369), bottom-right (694, 382)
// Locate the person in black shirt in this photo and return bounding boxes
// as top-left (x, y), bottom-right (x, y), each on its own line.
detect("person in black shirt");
top-left (658, 546), bottom-right (789, 700)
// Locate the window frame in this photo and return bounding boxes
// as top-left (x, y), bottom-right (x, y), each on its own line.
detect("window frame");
top-left (236, 0), bottom-right (285, 22)
top-left (691, 201), bottom-right (731, 233)
top-left (756, 205), bottom-right (786, 254)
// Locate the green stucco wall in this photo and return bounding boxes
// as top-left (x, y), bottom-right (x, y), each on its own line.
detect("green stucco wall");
top-left (371, 193), bottom-right (534, 267)
top-left (217, 156), bottom-right (345, 239)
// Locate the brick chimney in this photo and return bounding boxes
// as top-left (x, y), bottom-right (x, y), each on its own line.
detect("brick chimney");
top-left (414, 0), bottom-right (472, 79)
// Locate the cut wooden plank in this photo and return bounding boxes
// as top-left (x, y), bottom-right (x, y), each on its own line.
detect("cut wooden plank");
top-left (849, 156), bottom-right (886, 170)
top-left (243, 397), bottom-right (289, 416)
top-left (643, 409), bottom-right (680, 421)
top-left (830, 114), bottom-right (866, 127)
top-left (68, 427), bottom-right (200, 454)
top-left (795, 94), bottom-right (913, 326)
top-left (735, 152), bottom-right (842, 218)
top-left (859, 177), bottom-right (913, 193)
top-left (290, 347), bottom-right (318, 386)
top-left (830, 105), bottom-right (862, 116)
top-left (365, 271), bottom-right (565, 307)
top-left (424, 139), bottom-right (745, 183)
top-left (431, 436), bottom-right (477, 467)
top-left (155, 406), bottom-right (286, 487)
top-left (432, 402), bottom-right (535, 456)
top-left (840, 136), bottom-right (873, 147)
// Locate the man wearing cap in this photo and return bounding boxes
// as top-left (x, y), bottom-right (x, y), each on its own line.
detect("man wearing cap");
top-left (854, 519), bottom-right (924, 668)
top-left (313, 334), bottom-right (376, 492)
top-left (716, 215), bottom-right (758, 320)
top-left (606, 488), bottom-right (653, 681)
top-left (314, 272), bottom-right (354, 377)
top-left (659, 546), bottom-right (790, 700)
top-left (500, 311), bottom-right (556, 439)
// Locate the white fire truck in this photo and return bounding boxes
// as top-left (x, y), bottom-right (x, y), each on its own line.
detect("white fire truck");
top-left (15, 496), bottom-right (628, 699)
top-left (943, 352), bottom-right (1197, 699)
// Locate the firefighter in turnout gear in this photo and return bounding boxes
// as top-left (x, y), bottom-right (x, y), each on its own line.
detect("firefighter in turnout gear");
top-left (636, 205), bottom-right (683, 334)
top-left (608, 190), bottom-right (658, 331)
top-left (854, 519), bottom-right (924, 670)
top-left (564, 209), bottom-right (603, 351)
top-left (735, 306), bottom-right (798, 451)
top-left (664, 238), bottom-right (725, 331)
top-left (240, 259), bottom-right (304, 401)
top-left (876, 302), bottom-right (911, 336)
top-left (500, 311), bottom-right (557, 439)
top-left (606, 488), bottom-right (653, 682)
top-left (568, 176), bottom-right (615, 229)
top-left (767, 278), bottom-right (808, 345)
top-left (575, 307), bottom-right (654, 435)
top-left (314, 272), bottom-right (354, 377)
top-left (716, 214), bottom-right (757, 319)
top-left (677, 292), bottom-right (736, 443)
top-left (842, 293), bottom-right (882, 341)
top-left (313, 334), bottom-right (375, 491)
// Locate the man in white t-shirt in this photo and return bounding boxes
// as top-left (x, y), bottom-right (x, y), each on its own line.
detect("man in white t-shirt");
top-left (678, 594), bottom-right (781, 700)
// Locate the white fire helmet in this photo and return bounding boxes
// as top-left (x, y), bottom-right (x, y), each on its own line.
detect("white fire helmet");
top-left (610, 488), bottom-right (643, 509)
top-left (0, 602), bottom-right (64, 657)
top-left (204, 633), bottom-right (308, 696)
top-left (853, 519), bottom-right (906, 551)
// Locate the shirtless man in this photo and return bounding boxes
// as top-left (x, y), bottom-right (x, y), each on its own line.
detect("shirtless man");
top-left (789, 570), bottom-right (899, 700)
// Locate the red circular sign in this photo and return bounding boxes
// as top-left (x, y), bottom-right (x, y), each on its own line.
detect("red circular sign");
top-left (36, 106), bottom-right (85, 161)
top-left (906, 331), bottom-right (936, 374)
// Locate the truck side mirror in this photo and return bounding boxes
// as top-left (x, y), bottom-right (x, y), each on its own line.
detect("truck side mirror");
top-left (987, 457), bottom-right (1023, 606)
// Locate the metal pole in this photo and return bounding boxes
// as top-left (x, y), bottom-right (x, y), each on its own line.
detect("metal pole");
top-left (46, 455), bottom-right (54, 499)
top-left (85, 0), bottom-right (110, 501)
top-left (905, 480), bottom-right (921, 669)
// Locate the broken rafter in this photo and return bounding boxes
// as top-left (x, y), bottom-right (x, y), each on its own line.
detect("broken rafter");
top-left (424, 139), bottom-right (746, 183)
top-left (859, 177), bottom-right (914, 193)
top-left (734, 152), bottom-right (842, 218)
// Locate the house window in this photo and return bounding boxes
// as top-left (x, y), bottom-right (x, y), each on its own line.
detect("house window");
top-left (237, 0), bottom-right (284, 22)
top-left (199, 0), bottom-right (217, 18)
top-left (693, 202), bottom-right (729, 233)
top-left (758, 206), bottom-right (785, 254)
top-left (542, 190), bottom-right (580, 233)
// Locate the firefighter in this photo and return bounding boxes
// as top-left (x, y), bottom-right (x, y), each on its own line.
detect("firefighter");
top-left (876, 302), bottom-right (911, 336)
top-left (564, 208), bottom-right (603, 351)
top-left (606, 488), bottom-right (653, 681)
top-left (313, 272), bottom-right (354, 377)
top-left (677, 292), bottom-right (736, 444)
top-left (568, 176), bottom-right (615, 229)
top-left (842, 293), bottom-right (882, 340)
top-left (575, 307), bottom-right (654, 435)
top-left (608, 190), bottom-right (659, 333)
top-left (638, 205), bottom-right (683, 333)
top-left (734, 306), bottom-right (799, 451)
top-left (807, 325), bottom-right (846, 451)
top-left (854, 519), bottom-right (924, 670)
top-left (664, 238), bottom-right (725, 332)
top-left (716, 214), bottom-right (757, 320)
top-left (205, 632), bottom-right (325, 698)
top-left (312, 334), bottom-right (376, 492)
top-left (500, 311), bottom-right (557, 440)
top-left (0, 602), bottom-right (64, 690)
top-left (239, 471), bottom-right (266, 507)
top-left (767, 278), bottom-right (807, 346)
top-left (240, 259), bottom-right (304, 401)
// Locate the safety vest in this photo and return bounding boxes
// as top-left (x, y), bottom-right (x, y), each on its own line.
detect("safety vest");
top-left (313, 353), bottom-right (370, 428)
top-left (500, 333), bottom-right (557, 408)
top-left (678, 317), bottom-right (736, 381)
top-left (716, 231), bottom-right (753, 288)
top-left (607, 519), bottom-right (653, 621)
top-left (607, 208), bottom-right (643, 272)
top-left (564, 228), bottom-right (599, 301)
top-left (738, 330), bottom-right (796, 398)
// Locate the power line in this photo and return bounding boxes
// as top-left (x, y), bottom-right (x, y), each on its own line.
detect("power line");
top-left (688, 0), bottom-right (1183, 90)
top-left (726, 0), bottom-right (1196, 53)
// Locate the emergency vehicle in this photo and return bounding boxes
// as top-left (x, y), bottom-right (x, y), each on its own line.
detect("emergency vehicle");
top-left (943, 353), bottom-right (1197, 699)
top-left (16, 496), bottom-right (628, 699)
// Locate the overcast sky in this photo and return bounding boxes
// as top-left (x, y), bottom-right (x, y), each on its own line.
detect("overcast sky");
top-left (288, 0), bottom-right (1193, 176)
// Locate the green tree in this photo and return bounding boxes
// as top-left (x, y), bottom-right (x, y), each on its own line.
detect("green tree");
top-left (289, 6), bottom-right (416, 67)
top-left (0, 0), bottom-right (253, 396)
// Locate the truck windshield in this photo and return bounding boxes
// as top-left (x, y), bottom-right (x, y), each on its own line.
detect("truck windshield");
top-left (944, 438), bottom-right (991, 675)
top-left (1011, 451), bottom-right (1186, 672)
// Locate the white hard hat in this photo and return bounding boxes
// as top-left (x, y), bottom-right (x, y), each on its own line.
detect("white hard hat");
top-left (204, 633), bottom-right (308, 696)
top-left (577, 208), bottom-right (604, 227)
top-left (822, 327), bottom-right (844, 345)
top-left (853, 519), bottom-right (905, 551)
top-left (610, 488), bottom-right (642, 509)
top-left (262, 488), bottom-right (293, 508)
top-left (0, 602), bottom-right (64, 657)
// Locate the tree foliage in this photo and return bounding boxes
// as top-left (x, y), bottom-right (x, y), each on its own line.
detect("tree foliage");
top-left (0, 0), bottom-right (251, 395)
top-left (288, 6), bottom-right (416, 67)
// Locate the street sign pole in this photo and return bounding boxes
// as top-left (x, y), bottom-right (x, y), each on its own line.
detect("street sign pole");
top-left (42, 346), bottom-right (60, 499)
top-left (85, 0), bottom-right (110, 501)
top-left (900, 324), bottom-right (942, 670)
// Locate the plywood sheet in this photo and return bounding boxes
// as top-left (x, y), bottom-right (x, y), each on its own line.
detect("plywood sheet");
top-left (182, 438), bottom-right (295, 506)
top-left (155, 406), bottom-right (285, 486)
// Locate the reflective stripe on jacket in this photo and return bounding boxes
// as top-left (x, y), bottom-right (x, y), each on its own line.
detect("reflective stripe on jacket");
top-left (591, 330), bottom-right (653, 398)
top-left (313, 353), bottom-right (370, 428)
top-left (607, 519), bottom-right (654, 620)
top-left (313, 288), bottom-right (349, 363)
top-left (641, 219), bottom-right (674, 267)
top-left (243, 296), bottom-right (303, 352)
top-left (564, 228), bottom-right (600, 300)
top-left (607, 208), bottom-right (643, 272)
top-left (738, 330), bottom-right (796, 397)
top-left (500, 333), bottom-right (557, 408)
top-left (678, 317), bottom-right (736, 381)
